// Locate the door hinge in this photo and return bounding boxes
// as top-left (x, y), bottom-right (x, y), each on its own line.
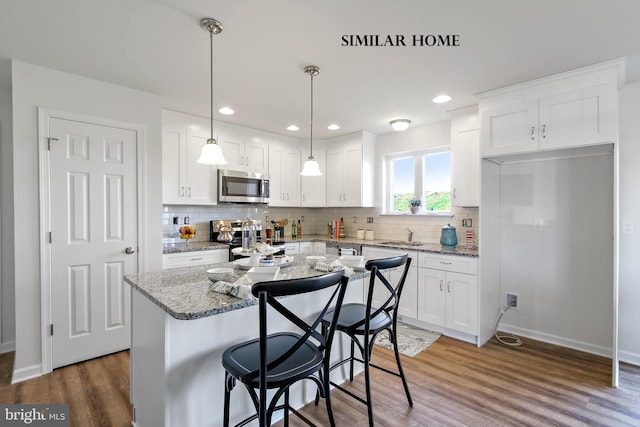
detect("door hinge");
top-left (47, 137), bottom-right (59, 151)
top-left (50, 324), bottom-right (54, 336)
top-left (48, 232), bottom-right (52, 243)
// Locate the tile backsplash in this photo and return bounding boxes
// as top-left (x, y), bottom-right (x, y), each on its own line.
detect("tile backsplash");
top-left (163, 204), bottom-right (479, 249)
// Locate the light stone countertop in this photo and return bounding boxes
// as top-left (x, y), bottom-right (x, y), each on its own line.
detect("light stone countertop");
top-left (162, 235), bottom-right (479, 257)
top-left (125, 253), bottom-right (368, 320)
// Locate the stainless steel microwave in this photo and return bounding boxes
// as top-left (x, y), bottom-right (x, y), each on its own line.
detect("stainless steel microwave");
top-left (218, 169), bottom-right (270, 204)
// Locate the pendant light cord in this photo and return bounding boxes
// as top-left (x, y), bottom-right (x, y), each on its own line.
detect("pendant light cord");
top-left (209, 28), bottom-right (214, 142)
top-left (309, 71), bottom-right (314, 158)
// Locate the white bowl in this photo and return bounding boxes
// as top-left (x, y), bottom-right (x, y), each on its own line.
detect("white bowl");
top-left (207, 267), bottom-right (235, 283)
top-left (246, 266), bottom-right (280, 282)
top-left (339, 255), bottom-right (364, 268)
top-left (306, 255), bottom-right (326, 267)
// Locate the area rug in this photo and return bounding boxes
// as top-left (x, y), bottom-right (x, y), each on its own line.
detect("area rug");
top-left (374, 323), bottom-right (441, 357)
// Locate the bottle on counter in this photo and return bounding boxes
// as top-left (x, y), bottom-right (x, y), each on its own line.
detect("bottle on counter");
top-left (327, 222), bottom-right (332, 238)
top-left (339, 217), bottom-right (345, 238)
top-left (292, 219), bottom-right (297, 239)
top-left (297, 220), bottom-right (302, 238)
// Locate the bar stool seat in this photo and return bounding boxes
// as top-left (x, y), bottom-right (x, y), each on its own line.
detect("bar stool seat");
top-left (222, 270), bottom-right (349, 427)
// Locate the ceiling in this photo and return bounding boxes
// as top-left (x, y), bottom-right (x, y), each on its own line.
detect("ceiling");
top-left (1, 0), bottom-right (640, 139)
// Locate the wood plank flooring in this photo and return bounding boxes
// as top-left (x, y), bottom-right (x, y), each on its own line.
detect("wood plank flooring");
top-left (0, 350), bottom-right (132, 427)
top-left (0, 337), bottom-right (639, 426)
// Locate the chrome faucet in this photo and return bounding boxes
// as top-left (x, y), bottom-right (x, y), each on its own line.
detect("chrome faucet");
top-left (407, 228), bottom-right (413, 242)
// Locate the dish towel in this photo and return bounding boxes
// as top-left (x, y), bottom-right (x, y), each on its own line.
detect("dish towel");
top-left (315, 260), bottom-right (354, 276)
top-left (210, 277), bottom-right (255, 300)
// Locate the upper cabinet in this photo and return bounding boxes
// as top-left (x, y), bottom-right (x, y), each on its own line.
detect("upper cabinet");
top-left (216, 124), bottom-right (269, 174)
top-left (300, 148), bottom-right (326, 207)
top-left (326, 131), bottom-right (376, 207)
top-left (450, 106), bottom-right (480, 207)
top-left (479, 61), bottom-right (621, 158)
top-left (162, 110), bottom-right (216, 205)
top-left (268, 143), bottom-right (301, 207)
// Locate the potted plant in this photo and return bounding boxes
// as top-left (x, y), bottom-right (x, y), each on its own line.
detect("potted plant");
top-left (409, 198), bottom-right (422, 214)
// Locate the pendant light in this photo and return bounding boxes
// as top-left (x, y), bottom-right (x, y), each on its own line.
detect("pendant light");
top-left (197, 18), bottom-right (227, 165)
top-left (300, 65), bottom-right (322, 176)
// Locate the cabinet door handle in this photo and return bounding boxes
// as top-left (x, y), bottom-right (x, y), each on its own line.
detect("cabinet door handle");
top-left (190, 257), bottom-right (203, 261)
top-left (439, 280), bottom-right (443, 292)
top-left (542, 124), bottom-right (546, 139)
top-left (245, 156), bottom-right (249, 165)
top-left (282, 192), bottom-right (286, 201)
top-left (531, 126), bottom-right (535, 140)
top-left (453, 188), bottom-right (457, 199)
top-left (447, 281), bottom-right (451, 292)
top-left (302, 193), bottom-right (305, 202)
top-left (439, 261), bottom-right (452, 265)
top-left (240, 155), bottom-right (244, 165)
top-left (180, 186), bottom-right (185, 197)
top-left (187, 187), bottom-right (192, 197)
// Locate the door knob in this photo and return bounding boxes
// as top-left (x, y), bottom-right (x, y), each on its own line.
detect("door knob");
top-left (125, 247), bottom-right (135, 254)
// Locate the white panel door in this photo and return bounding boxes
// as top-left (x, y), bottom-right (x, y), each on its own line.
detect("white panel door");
top-left (244, 141), bottom-right (269, 174)
top-left (49, 118), bottom-right (137, 368)
top-left (325, 148), bottom-right (344, 206)
top-left (186, 130), bottom-right (215, 204)
top-left (480, 100), bottom-right (538, 156)
top-left (343, 144), bottom-right (362, 206)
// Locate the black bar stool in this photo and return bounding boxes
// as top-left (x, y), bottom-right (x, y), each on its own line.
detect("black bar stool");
top-left (222, 270), bottom-right (349, 427)
top-left (320, 254), bottom-right (413, 426)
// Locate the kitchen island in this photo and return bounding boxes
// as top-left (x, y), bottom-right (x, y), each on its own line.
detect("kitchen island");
top-left (125, 254), bottom-right (368, 427)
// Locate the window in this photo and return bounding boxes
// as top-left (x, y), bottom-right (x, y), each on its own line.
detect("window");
top-left (387, 148), bottom-right (451, 214)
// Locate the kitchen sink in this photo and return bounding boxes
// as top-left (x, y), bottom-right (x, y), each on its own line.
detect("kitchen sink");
top-left (378, 241), bottom-right (425, 247)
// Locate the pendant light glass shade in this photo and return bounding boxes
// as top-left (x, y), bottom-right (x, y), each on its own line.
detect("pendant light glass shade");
top-left (197, 18), bottom-right (227, 165)
top-left (301, 157), bottom-right (322, 176)
top-left (301, 65), bottom-right (322, 177)
top-left (197, 138), bottom-right (227, 165)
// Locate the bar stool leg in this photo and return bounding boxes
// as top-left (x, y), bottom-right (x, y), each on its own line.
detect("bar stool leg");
top-left (391, 327), bottom-right (413, 406)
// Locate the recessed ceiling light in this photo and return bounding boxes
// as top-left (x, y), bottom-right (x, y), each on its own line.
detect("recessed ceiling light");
top-left (328, 124), bottom-right (340, 130)
top-left (219, 107), bottom-right (234, 115)
top-left (287, 125), bottom-right (299, 131)
top-left (432, 95), bottom-right (452, 104)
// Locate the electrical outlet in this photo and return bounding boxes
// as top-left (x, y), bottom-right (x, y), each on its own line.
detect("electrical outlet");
top-left (366, 217), bottom-right (374, 223)
top-left (353, 216), bottom-right (357, 223)
top-left (506, 293), bottom-right (519, 309)
top-left (301, 216), bottom-right (304, 222)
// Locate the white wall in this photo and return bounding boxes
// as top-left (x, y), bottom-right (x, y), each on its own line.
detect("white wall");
top-left (498, 154), bottom-right (614, 355)
top-left (618, 82), bottom-right (640, 365)
top-left (9, 60), bottom-right (163, 380)
top-left (0, 59), bottom-right (14, 352)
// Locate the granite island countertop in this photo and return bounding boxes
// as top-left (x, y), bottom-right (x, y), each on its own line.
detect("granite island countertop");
top-left (125, 253), bottom-right (367, 320)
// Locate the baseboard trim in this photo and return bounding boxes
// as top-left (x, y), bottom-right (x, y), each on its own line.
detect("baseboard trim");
top-left (500, 324), bottom-right (612, 358)
top-left (619, 350), bottom-right (640, 367)
top-left (11, 364), bottom-right (42, 384)
top-left (1, 339), bottom-right (15, 353)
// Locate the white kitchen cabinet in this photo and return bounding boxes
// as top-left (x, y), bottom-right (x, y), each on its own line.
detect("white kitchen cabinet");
top-left (450, 107), bottom-right (480, 207)
top-left (217, 129), bottom-right (269, 174)
top-left (326, 131), bottom-right (376, 207)
top-left (297, 241), bottom-right (325, 255)
top-left (300, 149), bottom-right (326, 207)
top-left (268, 144), bottom-right (300, 207)
top-left (162, 111), bottom-right (216, 205)
top-left (162, 249), bottom-right (228, 269)
top-left (283, 242), bottom-right (299, 255)
top-left (417, 253), bottom-right (478, 335)
top-left (479, 62), bottom-right (619, 158)
top-left (362, 247), bottom-right (417, 319)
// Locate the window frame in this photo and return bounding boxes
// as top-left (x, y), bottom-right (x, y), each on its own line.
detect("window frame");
top-left (385, 145), bottom-right (452, 215)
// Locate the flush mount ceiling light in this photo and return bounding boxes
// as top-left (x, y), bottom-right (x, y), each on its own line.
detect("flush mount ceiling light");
top-left (300, 65), bottom-right (322, 177)
top-left (432, 94), bottom-right (452, 104)
top-left (287, 125), bottom-right (299, 131)
top-left (197, 18), bottom-right (227, 165)
top-left (328, 124), bottom-right (340, 130)
top-left (218, 107), bottom-right (234, 115)
top-left (390, 119), bottom-right (411, 132)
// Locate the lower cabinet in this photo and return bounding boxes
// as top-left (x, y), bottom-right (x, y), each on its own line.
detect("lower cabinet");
top-left (162, 249), bottom-right (228, 269)
top-left (362, 247), bottom-right (418, 319)
top-left (417, 253), bottom-right (478, 335)
top-left (298, 241), bottom-right (325, 255)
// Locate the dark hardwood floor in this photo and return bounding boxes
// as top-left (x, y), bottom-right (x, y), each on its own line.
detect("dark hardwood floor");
top-left (1, 336), bottom-right (639, 426)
